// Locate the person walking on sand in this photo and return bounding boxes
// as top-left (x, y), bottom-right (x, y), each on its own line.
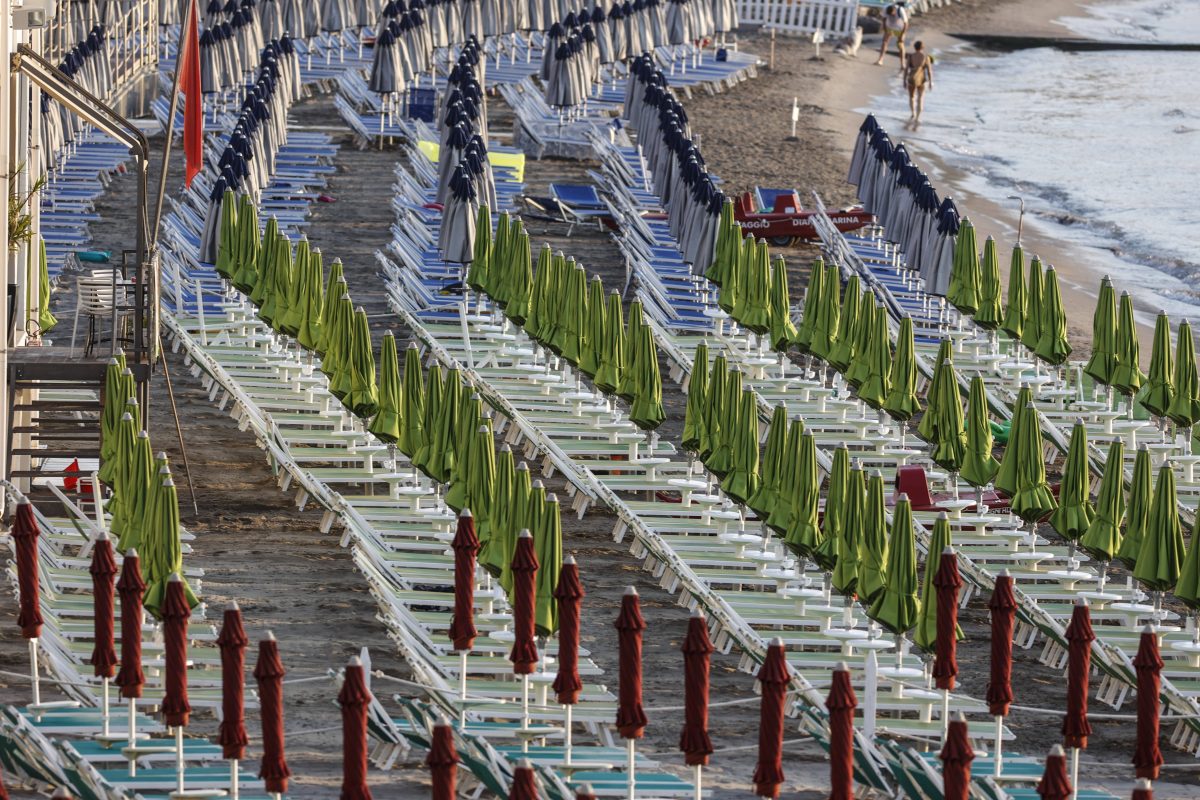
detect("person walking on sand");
top-left (876, 4), bottom-right (909, 66)
top-left (905, 40), bottom-right (934, 124)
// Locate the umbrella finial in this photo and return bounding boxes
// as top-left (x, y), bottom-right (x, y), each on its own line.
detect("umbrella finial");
top-left (533, 479), bottom-right (545, 489)
top-left (168, 572), bottom-right (182, 583)
top-left (942, 546), bottom-right (954, 555)
top-left (519, 529), bottom-right (532, 539)
top-left (157, 451), bottom-right (168, 460)
top-left (459, 508), bottom-right (473, 518)
top-left (516, 462), bottom-right (529, 472)
top-left (228, 600), bottom-right (240, 611)
top-left (547, 494), bottom-right (559, 504)
top-left (999, 568), bottom-right (1010, 577)
top-left (897, 492), bottom-right (909, 503)
top-left (348, 655), bottom-right (362, 667)
top-left (835, 660), bottom-right (849, 672)
top-left (137, 430), bottom-right (149, 438)
top-left (690, 608), bottom-right (705, 620)
top-left (564, 555), bottom-right (576, 565)
top-left (1049, 743), bottom-right (1065, 757)
top-left (624, 585), bottom-right (638, 597)
top-left (95, 529), bottom-right (110, 542)
top-left (1142, 623), bottom-right (1155, 634)
top-left (266, 630), bottom-right (277, 641)
top-left (937, 511), bottom-right (949, 521)
top-left (956, 710), bottom-right (967, 722)
top-left (1074, 597), bottom-right (1087, 607)
top-left (768, 636), bottom-right (784, 647)
top-left (126, 547), bottom-right (138, 557)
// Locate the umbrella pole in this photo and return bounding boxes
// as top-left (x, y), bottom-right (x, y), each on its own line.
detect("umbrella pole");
top-left (864, 646), bottom-right (878, 740)
top-left (694, 764), bottom-right (702, 800)
top-left (29, 639), bottom-right (41, 707)
top-left (459, 650), bottom-right (469, 729)
top-left (564, 703), bottom-right (573, 765)
top-left (175, 725), bottom-right (185, 795)
top-left (627, 737), bottom-right (636, 800)
top-left (993, 714), bottom-right (1004, 776)
top-left (941, 688), bottom-right (950, 740)
top-left (521, 673), bottom-right (531, 752)
top-left (128, 697), bottom-right (138, 775)
top-left (231, 757), bottom-right (240, 800)
top-left (1070, 747), bottom-right (1080, 800)
top-left (101, 676), bottom-right (111, 738)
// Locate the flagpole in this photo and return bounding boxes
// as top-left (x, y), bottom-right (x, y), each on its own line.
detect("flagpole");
top-left (150, 0), bottom-right (198, 245)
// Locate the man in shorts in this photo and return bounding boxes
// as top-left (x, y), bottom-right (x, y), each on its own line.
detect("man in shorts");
top-left (876, 4), bottom-right (909, 67)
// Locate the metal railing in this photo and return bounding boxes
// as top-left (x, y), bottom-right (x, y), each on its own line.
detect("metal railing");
top-left (737, 0), bottom-right (859, 38)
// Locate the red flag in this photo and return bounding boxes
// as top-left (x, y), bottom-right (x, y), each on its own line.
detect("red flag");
top-left (180, 0), bottom-right (203, 187)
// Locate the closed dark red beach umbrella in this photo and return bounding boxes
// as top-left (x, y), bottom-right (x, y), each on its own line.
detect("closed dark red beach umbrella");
top-left (13, 500), bottom-right (44, 639)
top-left (986, 570), bottom-right (1016, 716)
top-left (88, 534), bottom-right (119, 678)
top-left (552, 555), bottom-right (584, 705)
top-left (825, 662), bottom-right (857, 800)
top-left (1133, 777), bottom-right (1153, 800)
top-left (217, 602), bottom-right (249, 760)
top-left (940, 712), bottom-right (974, 800)
top-left (679, 609), bottom-right (714, 767)
top-left (338, 657), bottom-right (372, 800)
top-left (1062, 599), bottom-right (1094, 750)
top-left (753, 638), bottom-right (788, 799)
top-left (161, 574), bottom-right (192, 728)
top-left (449, 509), bottom-right (479, 653)
top-left (932, 548), bottom-right (961, 692)
top-left (426, 721), bottom-right (458, 800)
top-left (115, 549), bottom-right (145, 699)
top-left (509, 760), bottom-right (538, 800)
top-left (509, 529), bottom-right (540, 675)
top-left (1133, 624), bottom-right (1164, 780)
top-left (254, 632), bottom-right (291, 794)
top-left (615, 586), bottom-right (648, 740)
top-left (1038, 745), bottom-right (1072, 800)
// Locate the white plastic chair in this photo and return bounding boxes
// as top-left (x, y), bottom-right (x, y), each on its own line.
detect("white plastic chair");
top-left (68, 271), bottom-right (129, 357)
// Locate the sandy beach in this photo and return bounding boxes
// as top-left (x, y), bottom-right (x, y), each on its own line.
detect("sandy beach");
top-left (4, 0), bottom-right (1199, 797)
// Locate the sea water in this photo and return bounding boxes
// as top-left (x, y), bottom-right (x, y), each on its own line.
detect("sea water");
top-left (862, 0), bottom-right (1200, 320)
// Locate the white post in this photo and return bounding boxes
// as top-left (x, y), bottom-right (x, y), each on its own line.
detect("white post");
top-left (627, 737), bottom-right (636, 800)
top-left (694, 764), bottom-right (702, 800)
top-left (128, 698), bottom-right (139, 775)
top-left (993, 715), bottom-right (1004, 777)
top-left (863, 648), bottom-right (877, 740)
top-left (29, 639), bottom-right (41, 707)
top-left (1070, 747), bottom-right (1080, 800)
top-left (941, 688), bottom-right (950, 740)
top-left (175, 726), bottom-right (185, 794)
top-left (521, 673), bottom-right (530, 752)
top-left (101, 677), bottom-right (111, 738)
top-left (459, 650), bottom-right (469, 729)
top-left (231, 758), bottom-right (240, 800)
top-left (564, 703), bottom-right (573, 765)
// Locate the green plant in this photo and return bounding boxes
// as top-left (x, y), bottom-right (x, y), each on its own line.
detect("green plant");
top-left (8, 163), bottom-right (47, 251)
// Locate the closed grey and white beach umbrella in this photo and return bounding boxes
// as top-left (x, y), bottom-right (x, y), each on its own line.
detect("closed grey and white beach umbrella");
top-left (440, 163), bottom-right (478, 265)
top-left (369, 26), bottom-right (399, 92)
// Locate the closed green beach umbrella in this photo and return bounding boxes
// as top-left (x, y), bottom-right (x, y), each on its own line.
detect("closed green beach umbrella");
top-left (617, 300), bottom-right (643, 402)
top-left (114, 430), bottom-right (154, 553)
top-left (1112, 291), bottom-right (1146, 398)
top-left (398, 343), bottom-right (426, 458)
top-left (947, 218), bottom-right (980, 315)
top-left (813, 447), bottom-right (850, 572)
top-left (1133, 464), bottom-right (1186, 597)
top-left (534, 494), bottom-right (564, 636)
top-left (278, 236), bottom-right (310, 337)
top-left (766, 418), bottom-right (803, 535)
top-left (720, 389), bottom-right (760, 505)
top-left (141, 471), bottom-right (200, 619)
top-left (295, 247), bottom-right (325, 351)
top-left (768, 255), bottom-right (798, 353)
top-left (629, 324), bottom-right (666, 431)
top-left (100, 357), bottom-right (129, 469)
top-left (704, 198), bottom-right (737, 287)
top-left (1009, 403), bottom-right (1057, 523)
top-left (682, 341), bottom-right (709, 454)
top-left (707, 366), bottom-right (741, 477)
top-left (504, 227), bottom-right (532, 325)
top-left (993, 386), bottom-right (1032, 497)
top-left (858, 470), bottom-right (889, 604)
top-left (831, 465), bottom-right (865, 596)
top-left (478, 446), bottom-right (514, 584)
top-left (868, 495), bottom-right (920, 636)
top-left (1141, 311), bottom-right (1175, 418)
top-left (465, 422), bottom-right (497, 543)
top-left (368, 332), bottom-right (402, 444)
top-left (412, 364), bottom-right (447, 480)
top-left (231, 195), bottom-right (260, 293)
top-left (526, 244), bottom-right (553, 343)
top-left (915, 514), bottom-right (963, 650)
top-left (466, 203), bottom-right (492, 293)
top-left (579, 275), bottom-right (605, 377)
top-left (1020, 256), bottom-right (1044, 352)
top-left (961, 376), bottom-right (999, 488)
top-left (844, 288), bottom-right (876, 388)
top-left (1168, 320), bottom-right (1200, 427)
top-left (917, 340), bottom-right (955, 443)
top-left (34, 238), bottom-right (57, 332)
top-left (1084, 277), bottom-right (1120, 387)
top-left (856, 303), bottom-right (892, 410)
top-left (1034, 266), bottom-right (1072, 365)
top-left (884, 317), bottom-right (922, 421)
top-left (747, 404), bottom-right (786, 518)
top-left (974, 236), bottom-right (1003, 329)
top-left (1000, 244), bottom-right (1027, 341)
top-left (344, 308), bottom-right (379, 420)
top-left (1117, 446), bottom-right (1153, 570)
top-left (1049, 420), bottom-right (1095, 543)
top-left (700, 354), bottom-right (727, 463)
top-left (809, 261), bottom-right (841, 362)
top-left (250, 216), bottom-right (278, 308)
top-left (595, 290), bottom-right (626, 396)
top-left (828, 274), bottom-right (861, 373)
top-left (733, 239), bottom-right (772, 335)
top-left (215, 188), bottom-right (238, 279)
top-left (1174, 511), bottom-right (1200, 613)
top-left (796, 258), bottom-right (824, 354)
top-left (1080, 440), bottom-right (1126, 563)
top-left (783, 430), bottom-right (822, 559)
top-left (315, 258), bottom-right (343, 357)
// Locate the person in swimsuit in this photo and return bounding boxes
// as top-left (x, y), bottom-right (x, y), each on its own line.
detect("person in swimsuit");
top-left (876, 4), bottom-right (909, 66)
top-left (904, 40), bottom-right (934, 124)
